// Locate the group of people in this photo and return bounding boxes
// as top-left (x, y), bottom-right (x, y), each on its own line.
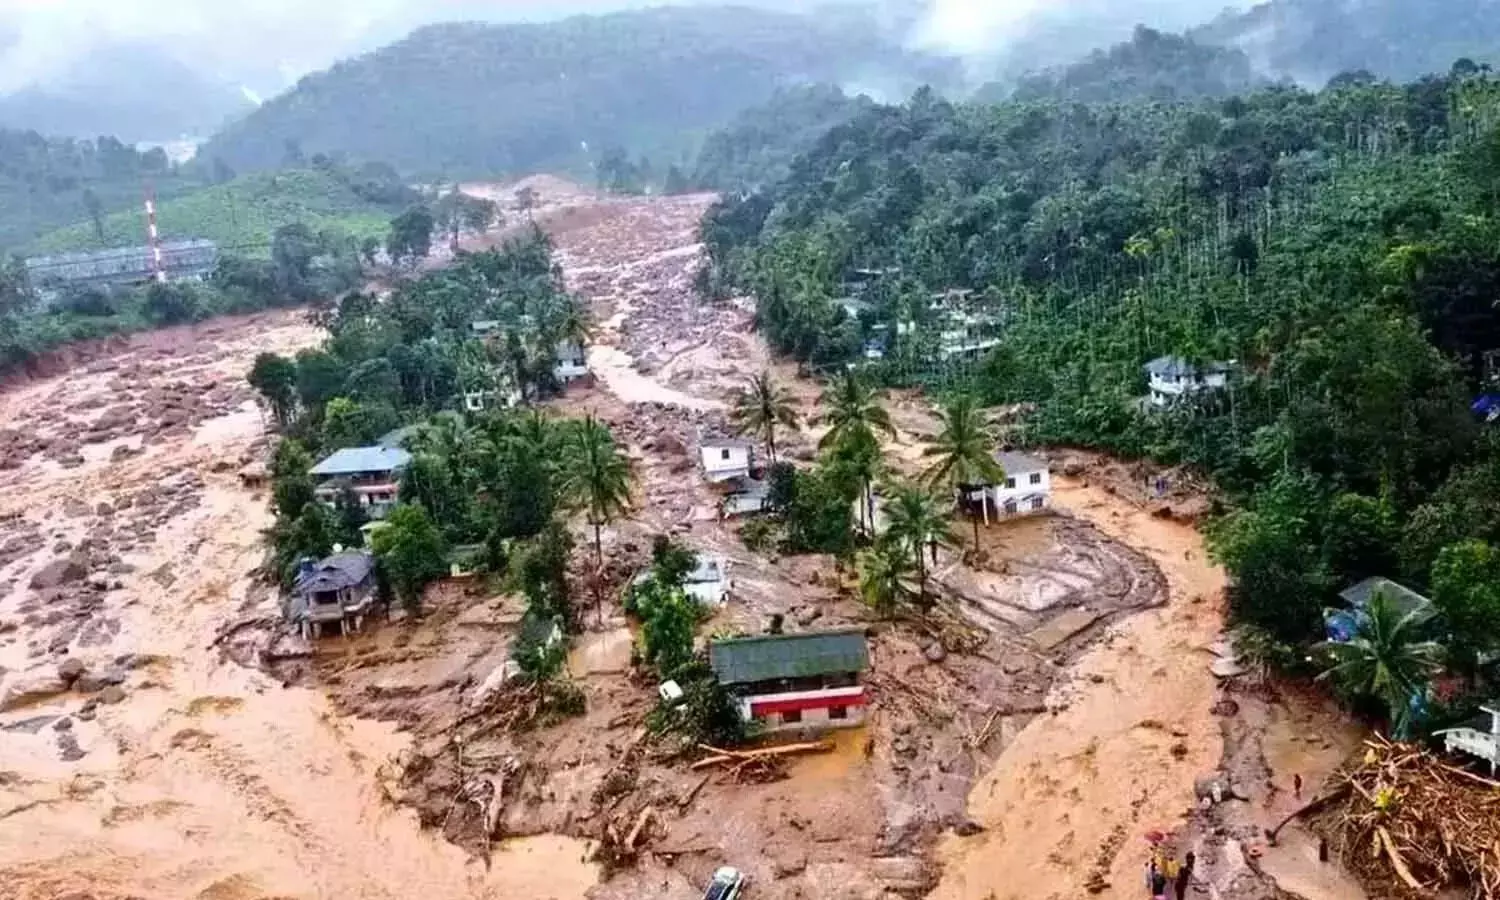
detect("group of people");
top-left (1145, 846), bottom-right (1195, 900)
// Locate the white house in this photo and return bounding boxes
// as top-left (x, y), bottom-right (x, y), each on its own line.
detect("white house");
top-left (684, 555), bottom-right (732, 606)
top-left (1438, 702), bottom-right (1500, 775)
top-left (1145, 356), bottom-right (1233, 408)
top-left (553, 340), bottom-right (590, 384)
top-left (963, 451), bottom-right (1051, 522)
top-left (700, 436), bottom-right (754, 483)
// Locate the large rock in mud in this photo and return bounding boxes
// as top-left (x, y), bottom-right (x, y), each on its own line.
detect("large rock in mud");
top-left (0, 674), bottom-right (70, 712)
top-left (92, 404), bottom-right (137, 434)
top-left (30, 555), bottom-right (87, 589)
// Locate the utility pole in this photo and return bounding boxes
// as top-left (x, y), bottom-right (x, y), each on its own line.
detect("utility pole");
top-left (144, 184), bottom-right (165, 283)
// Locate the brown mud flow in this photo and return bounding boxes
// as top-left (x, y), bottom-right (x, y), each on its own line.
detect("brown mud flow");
top-left (0, 311), bottom-right (596, 900)
top-left (0, 181), bottom-right (1357, 900)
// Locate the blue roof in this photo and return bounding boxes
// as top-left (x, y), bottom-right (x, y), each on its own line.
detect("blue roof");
top-left (1473, 394), bottom-right (1500, 414)
top-left (310, 446), bottom-right (412, 477)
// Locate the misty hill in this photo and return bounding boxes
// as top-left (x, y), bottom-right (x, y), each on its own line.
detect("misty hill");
top-left (0, 43), bottom-right (253, 142)
top-left (200, 5), bottom-right (957, 177)
top-left (1192, 0), bottom-right (1500, 84)
top-left (999, 26), bottom-right (1269, 104)
top-left (689, 85), bottom-right (878, 191)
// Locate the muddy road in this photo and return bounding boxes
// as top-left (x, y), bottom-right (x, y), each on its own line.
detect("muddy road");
top-left (0, 181), bottom-right (1355, 900)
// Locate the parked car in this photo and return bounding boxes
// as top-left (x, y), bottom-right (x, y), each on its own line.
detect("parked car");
top-left (703, 866), bottom-right (745, 900)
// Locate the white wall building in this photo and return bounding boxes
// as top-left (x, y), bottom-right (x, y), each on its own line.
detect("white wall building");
top-left (963, 451), bottom-right (1051, 522)
top-left (683, 555), bottom-right (732, 606)
top-left (1145, 356), bottom-right (1232, 408)
top-left (700, 437), bottom-right (754, 483)
top-left (554, 340), bottom-right (590, 384)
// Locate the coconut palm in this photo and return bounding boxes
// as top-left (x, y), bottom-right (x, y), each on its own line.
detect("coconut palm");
top-left (1316, 589), bottom-right (1445, 735)
top-left (562, 415), bottom-right (633, 622)
top-left (856, 541), bottom-right (916, 621)
top-left (819, 369), bottom-right (894, 451)
top-left (921, 393), bottom-right (1003, 554)
top-left (731, 371), bottom-right (799, 463)
top-left (883, 480), bottom-right (958, 610)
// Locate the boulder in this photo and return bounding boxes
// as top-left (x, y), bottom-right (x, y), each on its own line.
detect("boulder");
top-left (30, 556), bottom-right (87, 589)
top-left (73, 670), bottom-right (125, 694)
top-left (56, 658), bottom-right (87, 684)
top-left (98, 685), bottom-right (126, 705)
top-left (953, 819), bottom-right (986, 837)
top-left (923, 642), bottom-right (947, 664)
top-left (0, 674), bottom-right (70, 712)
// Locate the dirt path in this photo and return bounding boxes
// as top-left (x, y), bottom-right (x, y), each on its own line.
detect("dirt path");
top-left (931, 478), bottom-right (1227, 900)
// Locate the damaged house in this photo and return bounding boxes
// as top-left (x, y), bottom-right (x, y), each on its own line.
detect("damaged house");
top-left (709, 628), bottom-right (869, 732)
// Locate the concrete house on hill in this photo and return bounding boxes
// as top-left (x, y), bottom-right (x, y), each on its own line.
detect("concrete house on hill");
top-left (709, 629), bottom-right (869, 732)
top-left (963, 451), bottom-right (1051, 522)
top-left (1145, 356), bottom-right (1232, 408)
top-left (310, 446), bottom-right (412, 520)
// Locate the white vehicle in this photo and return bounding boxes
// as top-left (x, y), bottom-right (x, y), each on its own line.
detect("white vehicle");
top-left (703, 866), bottom-right (746, 900)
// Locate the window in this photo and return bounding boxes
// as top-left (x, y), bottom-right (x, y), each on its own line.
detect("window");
top-left (781, 709), bottom-right (802, 724)
top-left (829, 705), bottom-right (848, 720)
top-left (1004, 477), bottom-right (1016, 489)
top-left (1004, 500), bottom-right (1018, 515)
top-left (1031, 497), bottom-right (1045, 510)
top-left (1029, 473), bottom-right (1042, 485)
top-left (721, 448), bottom-right (731, 460)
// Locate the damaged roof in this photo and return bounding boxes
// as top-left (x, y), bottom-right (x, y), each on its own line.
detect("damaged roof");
top-left (709, 628), bottom-right (868, 686)
top-left (295, 551), bottom-right (374, 595)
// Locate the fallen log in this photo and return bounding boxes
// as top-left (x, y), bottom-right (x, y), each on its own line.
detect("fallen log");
top-left (679, 774), bottom-right (711, 808)
top-left (1377, 826), bottom-right (1428, 895)
top-left (624, 807), bottom-right (654, 852)
top-left (693, 741), bottom-right (834, 765)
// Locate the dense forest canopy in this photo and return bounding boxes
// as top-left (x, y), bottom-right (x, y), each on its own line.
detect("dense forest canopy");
top-left (994, 26), bottom-right (1272, 104)
top-left (688, 85), bottom-right (878, 192)
top-left (701, 63), bottom-right (1500, 689)
top-left (199, 6), bottom-right (959, 179)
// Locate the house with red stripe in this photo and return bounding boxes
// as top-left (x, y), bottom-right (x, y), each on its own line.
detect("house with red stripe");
top-left (709, 629), bottom-right (870, 732)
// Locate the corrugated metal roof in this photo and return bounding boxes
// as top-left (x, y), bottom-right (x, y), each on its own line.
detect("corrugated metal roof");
top-left (1338, 577), bottom-right (1429, 616)
top-left (710, 629), bottom-right (868, 686)
top-left (25, 239), bottom-right (218, 284)
top-left (994, 451), bottom-right (1046, 475)
top-left (294, 551), bottom-right (374, 594)
top-left (310, 446), bottom-right (412, 477)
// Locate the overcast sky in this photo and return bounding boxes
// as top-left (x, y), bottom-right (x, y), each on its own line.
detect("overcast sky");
top-left (0, 0), bottom-right (1233, 95)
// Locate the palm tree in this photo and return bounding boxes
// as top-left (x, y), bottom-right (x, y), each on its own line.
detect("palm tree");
top-left (883, 480), bottom-right (958, 610)
top-left (731, 371), bottom-right (799, 463)
top-left (1316, 589), bottom-right (1445, 735)
top-left (563, 415), bottom-right (633, 622)
top-left (820, 371), bottom-right (894, 532)
top-left (819, 370), bottom-right (894, 451)
top-left (857, 541), bottom-right (915, 621)
top-left (921, 393), bottom-right (1003, 554)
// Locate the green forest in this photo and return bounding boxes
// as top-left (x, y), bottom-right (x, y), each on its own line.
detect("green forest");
top-left (199, 6), bottom-right (957, 178)
top-left (702, 61), bottom-right (1500, 730)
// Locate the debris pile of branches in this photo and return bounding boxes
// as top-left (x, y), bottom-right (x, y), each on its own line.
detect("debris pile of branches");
top-left (1324, 736), bottom-right (1500, 898)
top-left (690, 741), bottom-right (832, 783)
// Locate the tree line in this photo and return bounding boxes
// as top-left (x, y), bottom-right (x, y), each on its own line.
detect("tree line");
top-left (700, 62), bottom-right (1500, 736)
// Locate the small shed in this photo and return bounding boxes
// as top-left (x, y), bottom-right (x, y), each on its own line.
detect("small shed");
top-left (1325, 577), bottom-right (1431, 642)
top-left (700, 436), bottom-right (754, 484)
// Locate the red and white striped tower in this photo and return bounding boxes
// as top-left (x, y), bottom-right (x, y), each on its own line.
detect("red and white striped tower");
top-left (144, 186), bottom-right (165, 283)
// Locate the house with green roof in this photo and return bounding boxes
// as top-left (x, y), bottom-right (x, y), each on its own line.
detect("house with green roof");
top-left (709, 628), bottom-right (870, 732)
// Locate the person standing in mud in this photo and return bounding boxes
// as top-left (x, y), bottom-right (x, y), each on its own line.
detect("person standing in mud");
top-left (1176, 851), bottom-right (1195, 898)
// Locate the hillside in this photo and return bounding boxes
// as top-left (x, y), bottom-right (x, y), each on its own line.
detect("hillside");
top-left (199, 5), bottom-right (957, 177)
top-left (25, 168), bottom-right (400, 256)
top-left (0, 129), bottom-right (213, 254)
top-left (689, 84), bottom-right (878, 191)
top-left (0, 43), bottom-right (253, 142)
top-left (1191, 0), bottom-right (1500, 84)
top-left (1002, 26), bottom-right (1270, 104)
